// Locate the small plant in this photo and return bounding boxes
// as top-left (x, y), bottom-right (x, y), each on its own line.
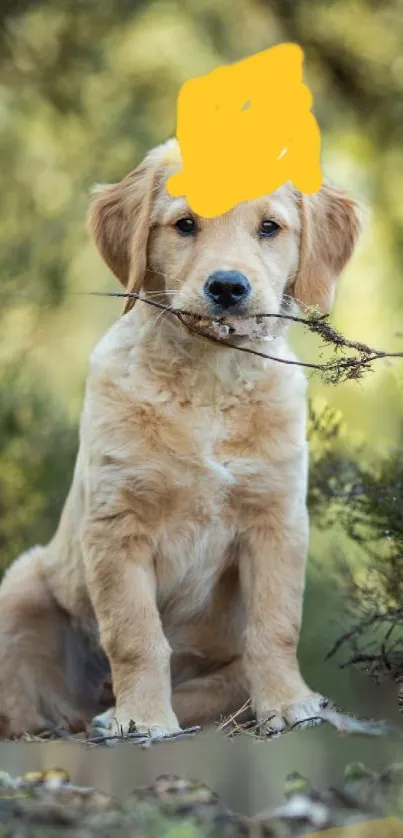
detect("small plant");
top-left (308, 404), bottom-right (403, 697)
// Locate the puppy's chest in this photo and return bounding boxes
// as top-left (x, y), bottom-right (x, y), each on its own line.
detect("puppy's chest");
top-left (123, 393), bottom-right (295, 615)
top-left (128, 393), bottom-right (290, 521)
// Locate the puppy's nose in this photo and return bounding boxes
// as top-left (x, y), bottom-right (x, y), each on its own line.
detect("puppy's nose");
top-left (204, 271), bottom-right (251, 309)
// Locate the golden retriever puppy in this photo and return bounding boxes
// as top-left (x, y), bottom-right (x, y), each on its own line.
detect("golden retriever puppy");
top-left (0, 140), bottom-right (360, 738)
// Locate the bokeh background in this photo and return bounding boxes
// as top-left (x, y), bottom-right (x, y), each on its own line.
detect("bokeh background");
top-left (1, 0), bottom-right (402, 710)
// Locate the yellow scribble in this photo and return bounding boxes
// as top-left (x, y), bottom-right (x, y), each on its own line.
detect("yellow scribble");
top-left (166, 43), bottom-right (323, 218)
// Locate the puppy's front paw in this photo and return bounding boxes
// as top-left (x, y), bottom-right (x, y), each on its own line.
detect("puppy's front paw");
top-left (257, 693), bottom-right (329, 736)
top-left (91, 706), bottom-right (182, 738)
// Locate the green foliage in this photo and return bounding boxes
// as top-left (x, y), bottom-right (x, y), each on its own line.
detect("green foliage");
top-left (309, 404), bottom-right (403, 610)
top-left (0, 359), bottom-right (76, 573)
top-left (308, 404), bottom-right (403, 686)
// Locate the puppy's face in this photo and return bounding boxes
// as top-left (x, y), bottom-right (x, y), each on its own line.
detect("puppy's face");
top-left (149, 183), bottom-right (300, 321)
top-left (88, 139), bottom-right (361, 329)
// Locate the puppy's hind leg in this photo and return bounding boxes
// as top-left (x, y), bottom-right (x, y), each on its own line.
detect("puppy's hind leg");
top-left (0, 548), bottom-right (93, 737)
top-left (172, 658), bottom-right (250, 729)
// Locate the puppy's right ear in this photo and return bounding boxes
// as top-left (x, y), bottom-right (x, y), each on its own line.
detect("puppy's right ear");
top-left (87, 155), bottom-right (159, 310)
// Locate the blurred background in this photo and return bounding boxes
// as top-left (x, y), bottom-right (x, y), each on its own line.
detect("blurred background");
top-left (0, 0), bottom-right (402, 712)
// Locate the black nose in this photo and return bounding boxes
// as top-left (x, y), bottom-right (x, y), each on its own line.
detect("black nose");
top-left (204, 271), bottom-right (251, 309)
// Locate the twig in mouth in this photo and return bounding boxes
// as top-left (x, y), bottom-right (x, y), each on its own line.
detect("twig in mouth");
top-left (82, 290), bottom-right (403, 385)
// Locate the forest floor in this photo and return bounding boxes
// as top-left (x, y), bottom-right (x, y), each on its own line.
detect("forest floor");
top-left (2, 756), bottom-right (403, 836)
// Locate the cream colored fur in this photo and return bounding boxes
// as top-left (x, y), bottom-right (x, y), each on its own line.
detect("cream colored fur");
top-left (0, 140), bottom-right (360, 737)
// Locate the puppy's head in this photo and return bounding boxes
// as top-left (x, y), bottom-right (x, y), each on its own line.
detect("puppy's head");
top-left (88, 139), bottom-right (361, 328)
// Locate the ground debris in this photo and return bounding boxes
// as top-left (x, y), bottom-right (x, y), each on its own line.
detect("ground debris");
top-left (6, 700), bottom-right (398, 747)
top-left (9, 723), bottom-right (201, 748)
top-left (1, 764), bottom-right (403, 836)
top-left (218, 700), bottom-right (399, 741)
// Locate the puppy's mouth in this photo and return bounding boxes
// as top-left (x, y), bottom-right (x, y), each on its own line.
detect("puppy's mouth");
top-left (180, 312), bottom-right (275, 342)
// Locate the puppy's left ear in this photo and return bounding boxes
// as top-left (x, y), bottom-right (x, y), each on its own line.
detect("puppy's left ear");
top-left (88, 152), bottom-right (160, 313)
top-left (292, 184), bottom-right (362, 314)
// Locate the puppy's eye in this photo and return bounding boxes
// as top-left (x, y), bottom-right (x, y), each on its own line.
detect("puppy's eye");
top-left (174, 217), bottom-right (197, 235)
top-left (260, 220), bottom-right (280, 238)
